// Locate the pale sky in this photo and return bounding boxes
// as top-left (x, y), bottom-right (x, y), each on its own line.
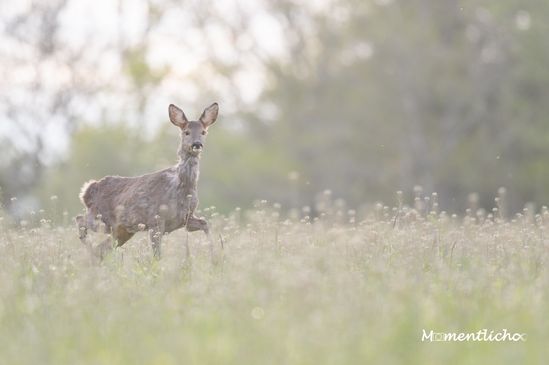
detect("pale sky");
top-left (0, 0), bottom-right (302, 161)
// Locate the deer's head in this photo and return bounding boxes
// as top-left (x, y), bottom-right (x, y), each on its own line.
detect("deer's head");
top-left (169, 103), bottom-right (219, 158)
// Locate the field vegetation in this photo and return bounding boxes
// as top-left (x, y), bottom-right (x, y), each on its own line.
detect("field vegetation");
top-left (0, 192), bottom-right (547, 364)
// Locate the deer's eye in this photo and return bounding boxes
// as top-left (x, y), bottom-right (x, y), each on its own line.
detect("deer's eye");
top-left (201, 131), bottom-right (207, 135)
top-left (185, 131), bottom-right (190, 136)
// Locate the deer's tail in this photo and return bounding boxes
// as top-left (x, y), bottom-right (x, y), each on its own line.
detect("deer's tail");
top-left (79, 180), bottom-right (98, 208)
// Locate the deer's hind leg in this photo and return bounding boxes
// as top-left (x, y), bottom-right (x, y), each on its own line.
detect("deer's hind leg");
top-left (75, 209), bottom-right (102, 243)
top-left (75, 213), bottom-right (109, 261)
top-left (75, 214), bottom-right (94, 261)
top-left (75, 215), bottom-right (88, 243)
top-left (75, 213), bottom-right (98, 258)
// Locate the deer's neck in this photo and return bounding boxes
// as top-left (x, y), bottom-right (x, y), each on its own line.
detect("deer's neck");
top-left (176, 155), bottom-right (200, 191)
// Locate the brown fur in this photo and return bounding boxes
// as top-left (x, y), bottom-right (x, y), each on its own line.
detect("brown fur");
top-left (79, 180), bottom-right (98, 208)
top-left (76, 103), bottom-right (219, 259)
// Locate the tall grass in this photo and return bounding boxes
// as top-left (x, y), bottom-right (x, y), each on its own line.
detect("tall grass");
top-left (0, 195), bottom-right (547, 365)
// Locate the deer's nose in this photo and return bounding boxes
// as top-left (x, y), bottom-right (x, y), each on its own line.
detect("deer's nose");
top-left (191, 142), bottom-right (203, 150)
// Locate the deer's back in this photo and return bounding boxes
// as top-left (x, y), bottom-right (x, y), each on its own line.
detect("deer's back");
top-left (87, 167), bottom-right (190, 232)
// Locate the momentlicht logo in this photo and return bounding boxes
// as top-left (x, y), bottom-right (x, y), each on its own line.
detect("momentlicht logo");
top-left (422, 329), bottom-right (526, 342)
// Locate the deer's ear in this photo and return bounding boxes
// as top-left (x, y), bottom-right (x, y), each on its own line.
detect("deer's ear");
top-left (169, 104), bottom-right (188, 128)
top-left (199, 102), bottom-right (219, 127)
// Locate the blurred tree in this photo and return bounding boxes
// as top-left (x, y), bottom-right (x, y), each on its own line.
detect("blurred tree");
top-left (4, 0), bottom-right (549, 216)
top-left (0, 0), bottom-right (75, 209)
top-left (36, 122), bottom-right (294, 217)
top-left (0, 0), bottom-right (173, 213)
top-left (243, 0), bottom-right (549, 211)
top-left (36, 124), bottom-right (154, 219)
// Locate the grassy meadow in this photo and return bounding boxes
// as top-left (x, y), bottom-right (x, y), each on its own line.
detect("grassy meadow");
top-left (0, 195), bottom-right (547, 365)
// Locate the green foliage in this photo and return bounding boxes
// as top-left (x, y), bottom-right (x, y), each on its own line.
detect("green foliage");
top-left (6, 0), bottom-right (549, 214)
top-left (35, 123), bottom-right (294, 216)
top-left (36, 124), bottom-right (154, 218)
top-left (124, 46), bottom-right (169, 89)
top-left (255, 0), bottom-right (549, 211)
top-left (199, 130), bottom-right (296, 210)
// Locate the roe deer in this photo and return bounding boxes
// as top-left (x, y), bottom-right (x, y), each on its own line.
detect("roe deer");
top-left (75, 102), bottom-right (219, 260)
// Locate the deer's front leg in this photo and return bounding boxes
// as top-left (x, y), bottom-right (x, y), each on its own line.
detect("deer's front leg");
top-left (186, 215), bottom-right (209, 233)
